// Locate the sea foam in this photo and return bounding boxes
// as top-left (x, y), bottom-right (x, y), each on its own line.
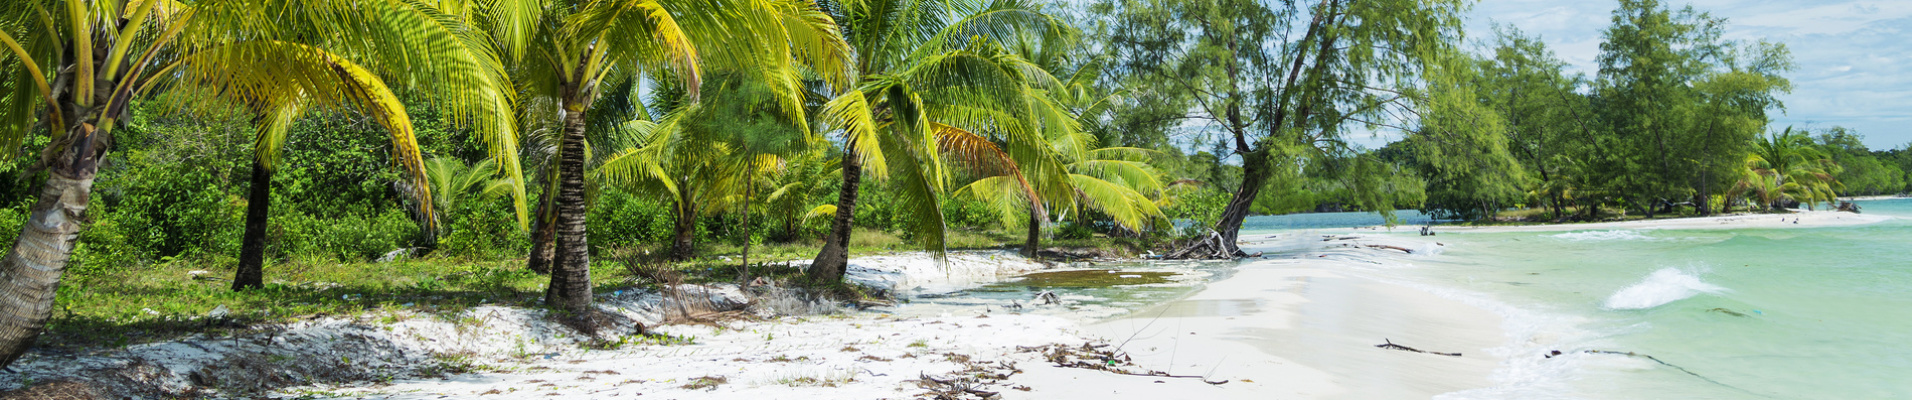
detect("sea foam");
top-left (1552, 230), bottom-right (1653, 241)
top-left (1602, 267), bottom-right (1727, 310)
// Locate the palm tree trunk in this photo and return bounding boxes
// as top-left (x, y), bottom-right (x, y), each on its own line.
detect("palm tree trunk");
top-left (0, 123), bottom-right (104, 368)
top-left (740, 181), bottom-right (752, 281)
top-left (544, 101), bottom-right (593, 313)
top-left (808, 154), bottom-right (861, 283)
top-left (669, 185), bottom-right (697, 261)
top-left (233, 160), bottom-right (272, 290)
top-left (527, 179), bottom-right (556, 274)
top-left (1022, 205), bottom-right (1040, 258)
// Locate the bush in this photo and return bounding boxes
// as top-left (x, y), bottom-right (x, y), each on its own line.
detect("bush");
top-left (277, 208), bottom-right (419, 263)
top-left (1054, 221), bottom-right (1095, 240)
top-left (438, 198), bottom-right (529, 260)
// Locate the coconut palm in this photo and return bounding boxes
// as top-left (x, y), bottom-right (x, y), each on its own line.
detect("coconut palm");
top-left (1744, 126), bottom-right (1840, 210)
top-left (952, 53), bottom-right (1165, 256)
top-left (0, 0), bottom-right (515, 367)
top-left (805, 0), bottom-right (1076, 282)
top-left (431, 0), bottom-right (849, 314)
top-left (955, 134), bottom-right (1165, 256)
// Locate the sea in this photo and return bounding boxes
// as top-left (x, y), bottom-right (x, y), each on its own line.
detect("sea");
top-left (1237, 201), bottom-right (1912, 399)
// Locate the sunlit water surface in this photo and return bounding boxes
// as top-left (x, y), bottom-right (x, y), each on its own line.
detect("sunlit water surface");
top-left (1283, 203), bottom-right (1912, 399)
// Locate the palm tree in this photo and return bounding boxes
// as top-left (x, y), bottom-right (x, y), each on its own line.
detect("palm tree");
top-left (805, 0), bottom-right (1076, 282)
top-left (953, 55), bottom-right (1166, 257)
top-left (433, 0), bottom-right (849, 314)
top-left (0, 0), bottom-right (514, 367)
top-left (420, 157), bottom-right (516, 236)
top-left (956, 134), bottom-right (1165, 257)
top-left (1745, 127), bottom-right (1840, 210)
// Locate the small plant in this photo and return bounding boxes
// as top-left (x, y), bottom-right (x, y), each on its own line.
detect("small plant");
top-left (907, 340), bottom-right (928, 348)
top-left (773, 370), bottom-right (855, 387)
top-left (680, 375), bottom-right (728, 390)
top-left (766, 354), bottom-right (810, 363)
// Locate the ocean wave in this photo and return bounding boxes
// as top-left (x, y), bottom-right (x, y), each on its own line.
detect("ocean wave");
top-left (1551, 230), bottom-right (1654, 241)
top-left (1602, 268), bottom-right (1727, 310)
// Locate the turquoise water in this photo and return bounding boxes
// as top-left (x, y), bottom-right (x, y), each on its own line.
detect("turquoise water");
top-left (1256, 202), bottom-right (1912, 399)
top-left (1240, 209), bottom-right (1440, 231)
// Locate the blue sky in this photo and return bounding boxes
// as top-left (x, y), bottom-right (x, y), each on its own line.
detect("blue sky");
top-left (1462, 0), bottom-right (1912, 151)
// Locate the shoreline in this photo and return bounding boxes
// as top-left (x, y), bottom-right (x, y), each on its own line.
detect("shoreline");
top-left (1427, 209), bottom-right (1889, 234)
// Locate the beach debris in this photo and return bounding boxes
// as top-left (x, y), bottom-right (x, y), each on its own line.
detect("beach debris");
top-left (1706, 308), bottom-right (1748, 317)
top-left (1580, 350), bottom-right (1761, 394)
top-left (375, 248), bottom-right (416, 263)
top-left (1365, 245), bottom-right (1415, 254)
top-left (1034, 291), bottom-right (1059, 305)
top-left (1374, 338), bottom-right (1461, 357)
top-left (1419, 226), bottom-right (1437, 236)
top-left (1024, 342), bottom-right (1229, 385)
top-left (1837, 201), bottom-right (1861, 213)
top-left (679, 375), bottom-right (728, 391)
top-left (914, 354), bottom-right (1021, 399)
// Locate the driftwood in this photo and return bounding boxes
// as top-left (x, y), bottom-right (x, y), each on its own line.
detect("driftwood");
top-left (1368, 244), bottom-right (1414, 252)
top-left (1374, 338), bottom-right (1460, 357)
top-left (1026, 343), bottom-right (1228, 385)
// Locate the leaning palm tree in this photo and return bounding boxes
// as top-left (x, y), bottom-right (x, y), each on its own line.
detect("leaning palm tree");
top-left (0, 0), bottom-right (515, 367)
top-left (433, 0), bottom-right (849, 314)
top-left (805, 0), bottom-right (1076, 282)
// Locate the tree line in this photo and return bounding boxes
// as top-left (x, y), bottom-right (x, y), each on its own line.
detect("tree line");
top-left (1379, 0), bottom-right (1907, 222)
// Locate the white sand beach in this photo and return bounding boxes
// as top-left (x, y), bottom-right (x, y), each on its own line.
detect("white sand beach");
top-left (251, 234), bottom-right (1509, 400)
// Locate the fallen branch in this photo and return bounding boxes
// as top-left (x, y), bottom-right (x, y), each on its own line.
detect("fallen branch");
top-left (1365, 245), bottom-right (1414, 254)
top-left (1374, 338), bottom-right (1460, 357)
top-left (1026, 343), bottom-right (1228, 385)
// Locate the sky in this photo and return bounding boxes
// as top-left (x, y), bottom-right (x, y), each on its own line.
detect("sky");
top-left (1456, 0), bottom-right (1912, 151)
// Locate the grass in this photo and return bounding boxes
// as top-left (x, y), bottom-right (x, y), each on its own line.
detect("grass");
top-left (41, 227), bottom-right (1149, 353)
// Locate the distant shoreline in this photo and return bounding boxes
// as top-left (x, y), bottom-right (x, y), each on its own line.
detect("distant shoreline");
top-left (1426, 210), bottom-right (1889, 234)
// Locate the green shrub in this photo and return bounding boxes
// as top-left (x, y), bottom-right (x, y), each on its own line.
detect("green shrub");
top-left (1055, 221), bottom-right (1095, 240)
top-left (277, 209), bottom-right (419, 263)
top-left (438, 198), bottom-right (528, 259)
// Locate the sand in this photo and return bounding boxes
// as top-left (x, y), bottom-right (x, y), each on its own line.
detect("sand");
top-left (248, 233), bottom-right (1510, 400)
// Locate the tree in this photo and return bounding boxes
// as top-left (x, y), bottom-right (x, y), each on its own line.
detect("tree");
top-left (1100, 0), bottom-right (1469, 258)
top-left (1474, 27), bottom-right (1591, 220)
top-left (437, 0), bottom-right (850, 314)
top-left (0, 0), bottom-right (514, 368)
top-left (1403, 59), bottom-right (1527, 221)
top-left (1744, 127), bottom-right (1839, 210)
top-left (804, 0), bottom-right (1075, 283)
top-left (1591, 0), bottom-right (1789, 217)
